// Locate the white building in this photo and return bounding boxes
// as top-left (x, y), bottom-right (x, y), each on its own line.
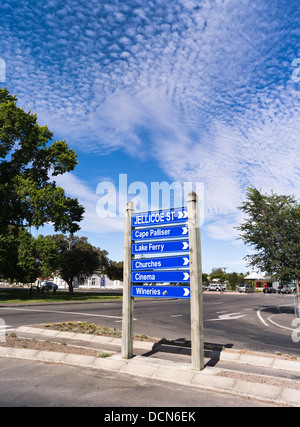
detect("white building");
top-left (244, 271), bottom-right (274, 290)
top-left (52, 273), bottom-right (123, 290)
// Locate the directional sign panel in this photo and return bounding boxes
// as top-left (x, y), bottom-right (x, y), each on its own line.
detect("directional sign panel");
top-left (132, 208), bottom-right (188, 228)
top-left (131, 285), bottom-right (190, 299)
top-left (132, 225), bottom-right (188, 241)
top-left (131, 256), bottom-right (189, 271)
top-left (131, 270), bottom-right (190, 283)
top-left (132, 240), bottom-right (189, 255)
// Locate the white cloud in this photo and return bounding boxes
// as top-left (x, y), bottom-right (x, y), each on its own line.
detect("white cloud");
top-left (1, 0), bottom-right (300, 244)
top-left (53, 173), bottom-right (124, 234)
top-left (205, 221), bottom-right (237, 241)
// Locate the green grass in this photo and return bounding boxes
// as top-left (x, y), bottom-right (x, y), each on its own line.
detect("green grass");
top-left (0, 288), bottom-right (123, 304)
top-left (97, 352), bottom-right (111, 358)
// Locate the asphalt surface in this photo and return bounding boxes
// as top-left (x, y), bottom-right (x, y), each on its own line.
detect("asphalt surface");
top-left (0, 358), bottom-right (272, 408)
top-left (1, 291), bottom-right (300, 407)
top-left (1, 323), bottom-right (300, 407)
top-left (0, 292), bottom-right (299, 356)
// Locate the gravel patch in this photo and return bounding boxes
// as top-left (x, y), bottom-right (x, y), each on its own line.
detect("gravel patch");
top-left (0, 335), bottom-right (109, 357)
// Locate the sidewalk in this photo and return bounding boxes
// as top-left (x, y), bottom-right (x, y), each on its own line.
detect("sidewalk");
top-left (1, 325), bottom-right (300, 407)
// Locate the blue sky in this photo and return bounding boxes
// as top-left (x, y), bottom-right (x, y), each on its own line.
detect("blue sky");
top-left (1, 0), bottom-right (300, 274)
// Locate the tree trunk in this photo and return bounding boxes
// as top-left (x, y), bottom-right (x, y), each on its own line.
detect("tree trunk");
top-left (67, 279), bottom-right (74, 294)
top-left (295, 278), bottom-right (300, 318)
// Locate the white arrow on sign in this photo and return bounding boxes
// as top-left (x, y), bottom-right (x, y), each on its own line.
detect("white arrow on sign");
top-left (182, 242), bottom-right (189, 250)
top-left (183, 272), bottom-right (190, 281)
top-left (183, 288), bottom-right (190, 297)
top-left (178, 210), bottom-right (188, 219)
top-left (207, 312), bottom-right (246, 321)
top-left (182, 226), bottom-right (188, 235)
top-left (183, 257), bottom-right (189, 266)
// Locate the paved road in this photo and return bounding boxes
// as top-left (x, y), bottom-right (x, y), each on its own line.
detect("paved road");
top-left (0, 358), bottom-right (275, 407)
top-left (0, 292), bottom-right (299, 356)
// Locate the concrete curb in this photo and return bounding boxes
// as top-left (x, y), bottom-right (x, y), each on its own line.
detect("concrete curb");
top-left (16, 327), bottom-right (300, 372)
top-left (0, 326), bottom-right (299, 406)
top-left (0, 345), bottom-right (300, 406)
top-left (16, 326), bottom-right (155, 350)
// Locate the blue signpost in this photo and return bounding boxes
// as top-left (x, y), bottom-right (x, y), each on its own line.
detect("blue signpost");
top-left (131, 285), bottom-right (190, 299)
top-left (131, 270), bottom-right (190, 283)
top-left (132, 208), bottom-right (188, 227)
top-left (131, 256), bottom-right (189, 271)
top-left (132, 225), bottom-right (188, 241)
top-left (131, 208), bottom-right (190, 298)
top-left (132, 240), bottom-right (189, 255)
top-left (123, 194), bottom-right (204, 370)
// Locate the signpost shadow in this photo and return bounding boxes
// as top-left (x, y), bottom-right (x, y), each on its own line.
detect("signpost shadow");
top-left (140, 338), bottom-right (233, 368)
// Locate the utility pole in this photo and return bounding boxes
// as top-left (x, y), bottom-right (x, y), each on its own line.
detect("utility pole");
top-left (187, 191), bottom-right (204, 371)
top-left (121, 201), bottom-right (135, 359)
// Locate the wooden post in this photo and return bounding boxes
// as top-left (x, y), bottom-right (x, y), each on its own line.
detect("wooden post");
top-left (187, 191), bottom-right (204, 371)
top-left (121, 201), bottom-right (135, 359)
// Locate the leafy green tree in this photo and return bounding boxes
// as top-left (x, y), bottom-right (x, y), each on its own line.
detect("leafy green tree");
top-left (52, 234), bottom-right (100, 293)
top-left (0, 87), bottom-right (84, 234)
top-left (0, 227), bottom-right (38, 283)
top-left (35, 235), bottom-right (60, 279)
top-left (202, 273), bottom-right (209, 287)
top-left (107, 260), bottom-right (123, 281)
top-left (237, 187), bottom-right (300, 312)
top-left (93, 248), bottom-right (123, 281)
top-left (16, 228), bottom-right (40, 284)
top-left (227, 272), bottom-right (244, 290)
top-left (0, 228), bottom-right (60, 284)
top-left (0, 226), bottom-right (22, 282)
top-left (96, 248), bottom-right (110, 274)
top-left (209, 268), bottom-right (227, 283)
top-left (14, 228), bottom-right (57, 283)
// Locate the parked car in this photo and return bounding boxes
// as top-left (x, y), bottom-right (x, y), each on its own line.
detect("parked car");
top-left (278, 286), bottom-right (291, 294)
top-left (41, 281), bottom-right (58, 292)
top-left (263, 287), bottom-right (277, 294)
top-left (237, 284), bottom-right (254, 293)
top-left (278, 286), bottom-right (296, 294)
top-left (208, 283), bottom-right (226, 291)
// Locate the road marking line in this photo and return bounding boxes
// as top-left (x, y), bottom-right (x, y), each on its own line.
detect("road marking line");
top-left (207, 312), bottom-right (246, 321)
top-left (0, 323), bottom-right (15, 341)
top-left (0, 306), bottom-right (123, 320)
top-left (257, 303), bottom-right (294, 327)
top-left (256, 308), bottom-right (269, 327)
